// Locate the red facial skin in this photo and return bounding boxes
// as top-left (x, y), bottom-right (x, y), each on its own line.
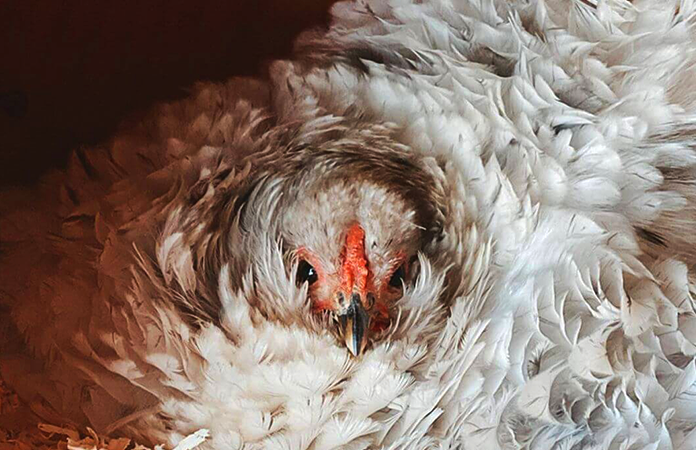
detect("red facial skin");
top-left (299, 223), bottom-right (407, 334)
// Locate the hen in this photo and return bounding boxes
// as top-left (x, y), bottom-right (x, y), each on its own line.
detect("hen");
top-left (3, 0), bottom-right (696, 449)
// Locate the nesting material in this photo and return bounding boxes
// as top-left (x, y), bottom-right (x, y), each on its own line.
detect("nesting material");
top-left (0, 377), bottom-right (208, 450)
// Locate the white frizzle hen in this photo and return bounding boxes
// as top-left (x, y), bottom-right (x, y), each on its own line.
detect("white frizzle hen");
top-left (3, 0), bottom-right (696, 449)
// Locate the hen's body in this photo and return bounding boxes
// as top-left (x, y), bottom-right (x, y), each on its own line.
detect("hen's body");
top-left (3, 0), bottom-right (696, 449)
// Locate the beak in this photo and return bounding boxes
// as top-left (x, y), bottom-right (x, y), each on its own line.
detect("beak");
top-left (338, 293), bottom-right (370, 356)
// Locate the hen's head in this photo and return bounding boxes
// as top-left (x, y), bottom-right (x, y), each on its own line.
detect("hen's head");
top-left (230, 122), bottom-right (445, 356)
top-left (282, 178), bottom-right (427, 355)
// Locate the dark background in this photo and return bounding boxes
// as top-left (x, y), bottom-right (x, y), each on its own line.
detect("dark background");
top-left (0, 0), bottom-right (336, 187)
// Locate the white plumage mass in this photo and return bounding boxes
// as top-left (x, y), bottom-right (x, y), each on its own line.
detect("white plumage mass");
top-left (2, 0), bottom-right (696, 448)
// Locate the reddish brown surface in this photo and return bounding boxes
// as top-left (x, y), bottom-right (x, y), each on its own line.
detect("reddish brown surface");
top-left (0, 0), bottom-right (336, 186)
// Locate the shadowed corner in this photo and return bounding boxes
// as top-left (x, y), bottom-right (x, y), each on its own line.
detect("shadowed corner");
top-left (0, 90), bottom-right (28, 120)
top-left (0, 0), bottom-right (338, 188)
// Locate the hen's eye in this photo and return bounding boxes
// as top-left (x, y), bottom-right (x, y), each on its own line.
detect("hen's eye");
top-left (389, 264), bottom-right (406, 289)
top-left (297, 260), bottom-right (318, 286)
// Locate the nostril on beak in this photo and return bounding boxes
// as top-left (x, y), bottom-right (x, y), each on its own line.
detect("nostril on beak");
top-left (365, 293), bottom-right (375, 310)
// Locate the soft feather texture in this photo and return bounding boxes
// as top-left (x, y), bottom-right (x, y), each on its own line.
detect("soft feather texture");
top-left (2, 0), bottom-right (696, 449)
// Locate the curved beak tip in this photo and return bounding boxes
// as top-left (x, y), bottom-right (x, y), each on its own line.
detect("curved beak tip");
top-left (345, 330), bottom-right (366, 357)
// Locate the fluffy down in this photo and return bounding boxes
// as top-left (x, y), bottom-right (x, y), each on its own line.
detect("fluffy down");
top-left (2, 0), bottom-right (696, 449)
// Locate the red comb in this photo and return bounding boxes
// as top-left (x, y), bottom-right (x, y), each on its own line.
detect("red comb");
top-left (341, 223), bottom-right (369, 295)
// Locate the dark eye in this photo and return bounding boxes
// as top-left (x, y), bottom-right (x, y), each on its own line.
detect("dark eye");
top-left (389, 264), bottom-right (406, 289)
top-left (296, 260), bottom-right (318, 286)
